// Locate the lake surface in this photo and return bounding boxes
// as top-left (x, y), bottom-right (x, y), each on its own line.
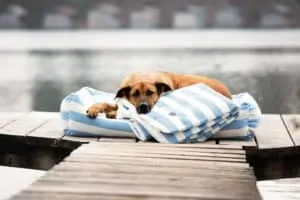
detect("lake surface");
top-left (0, 30), bottom-right (300, 113)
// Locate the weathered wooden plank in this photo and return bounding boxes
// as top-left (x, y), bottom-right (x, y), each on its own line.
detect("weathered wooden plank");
top-left (47, 166), bottom-right (254, 180)
top-left (26, 112), bottom-right (99, 143)
top-left (28, 117), bottom-right (63, 139)
top-left (73, 147), bottom-right (245, 159)
top-left (258, 177), bottom-right (300, 200)
top-left (72, 151), bottom-right (245, 163)
top-left (13, 192), bottom-right (228, 200)
top-left (52, 163), bottom-right (254, 180)
top-left (62, 136), bottom-right (98, 143)
top-left (218, 139), bottom-right (257, 152)
top-left (43, 165), bottom-right (255, 180)
top-left (0, 112), bottom-right (26, 129)
top-left (218, 137), bottom-right (256, 146)
top-left (140, 138), bottom-right (254, 150)
top-left (53, 159), bottom-right (251, 176)
top-left (138, 139), bottom-right (218, 145)
top-left (281, 114), bottom-right (300, 146)
top-left (22, 180), bottom-right (259, 200)
top-left (87, 141), bottom-right (244, 150)
top-left (11, 142), bottom-right (261, 200)
top-left (0, 112), bottom-right (55, 136)
top-left (78, 147), bottom-right (245, 156)
top-left (0, 166), bottom-right (45, 200)
top-left (65, 154), bottom-right (248, 167)
top-left (65, 154), bottom-right (249, 168)
top-left (0, 111), bottom-right (93, 147)
top-left (78, 142), bottom-right (245, 154)
top-left (36, 176), bottom-right (257, 191)
top-left (99, 137), bottom-right (137, 143)
top-left (254, 114), bottom-right (294, 150)
top-left (73, 143), bottom-right (246, 163)
top-left (74, 153), bottom-right (244, 163)
top-left (11, 192), bottom-right (221, 200)
top-left (19, 177), bottom-right (259, 200)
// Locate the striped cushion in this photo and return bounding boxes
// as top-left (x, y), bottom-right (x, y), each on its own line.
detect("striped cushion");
top-left (60, 86), bottom-right (261, 143)
top-left (60, 87), bottom-right (139, 139)
top-left (212, 93), bottom-right (261, 140)
top-left (117, 84), bottom-right (239, 143)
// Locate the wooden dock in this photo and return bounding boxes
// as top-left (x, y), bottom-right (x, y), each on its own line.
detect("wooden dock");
top-left (258, 177), bottom-right (300, 200)
top-left (10, 142), bottom-right (261, 200)
top-left (0, 111), bottom-right (299, 199)
top-left (1, 112), bottom-right (299, 150)
top-left (0, 166), bottom-right (45, 200)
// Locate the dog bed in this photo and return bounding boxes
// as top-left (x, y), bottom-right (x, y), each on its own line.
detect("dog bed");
top-left (60, 85), bottom-right (261, 143)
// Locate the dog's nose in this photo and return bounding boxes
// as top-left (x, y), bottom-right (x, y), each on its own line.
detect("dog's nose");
top-left (137, 102), bottom-right (150, 114)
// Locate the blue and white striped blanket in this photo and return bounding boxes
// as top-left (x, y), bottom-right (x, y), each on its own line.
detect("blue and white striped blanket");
top-left (60, 85), bottom-right (261, 143)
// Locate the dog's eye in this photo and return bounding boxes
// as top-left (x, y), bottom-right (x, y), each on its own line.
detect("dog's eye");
top-left (132, 91), bottom-right (140, 97)
top-left (146, 90), bottom-right (154, 96)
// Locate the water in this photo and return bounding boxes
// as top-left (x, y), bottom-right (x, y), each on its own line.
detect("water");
top-left (1, 31), bottom-right (300, 113)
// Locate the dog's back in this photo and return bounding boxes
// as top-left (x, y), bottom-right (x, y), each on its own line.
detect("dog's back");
top-left (168, 73), bottom-right (232, 98)
top-left (127, 72), bottom-right (232, 99)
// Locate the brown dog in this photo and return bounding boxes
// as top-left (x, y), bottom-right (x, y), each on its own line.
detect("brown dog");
top-left (87, 72), bottom-right (232, 119)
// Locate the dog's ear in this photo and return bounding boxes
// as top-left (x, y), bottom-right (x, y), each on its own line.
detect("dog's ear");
top-left (155, 82), bottom-right (172, 95)
top-left (115, 86), bottom-right (131, 99)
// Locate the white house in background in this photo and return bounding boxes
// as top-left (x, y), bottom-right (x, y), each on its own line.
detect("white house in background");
top-left (213, 1), bottom-right (242, 28)
top-left (259, 3), bottom-right (291, 28)
top-left (87, 2), bottom-right (121, 29)
top-left (0, 4), bottom-right (27, 29)
top-left (43, 4), bottom-right (76, 29)
top-left (130, 6), bottom-right (160, 29)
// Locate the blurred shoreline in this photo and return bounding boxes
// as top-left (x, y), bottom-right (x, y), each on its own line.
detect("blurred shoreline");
top-left (0, 30), bottom-right (299, 113)
top-left (1, 30), bottom-right (300, 51)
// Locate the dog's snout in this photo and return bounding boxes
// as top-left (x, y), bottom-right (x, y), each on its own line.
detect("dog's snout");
top-left (137, 102), bottom-right (150, 114)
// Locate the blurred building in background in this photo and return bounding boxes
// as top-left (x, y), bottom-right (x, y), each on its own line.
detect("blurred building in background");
top-left (1, 0), bottom-right (300, 114)
top-left (0, 0), bottom-right (300, 30)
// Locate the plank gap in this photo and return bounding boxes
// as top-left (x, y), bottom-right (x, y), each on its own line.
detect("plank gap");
top-left (280, 114), bottom-right (296, 146)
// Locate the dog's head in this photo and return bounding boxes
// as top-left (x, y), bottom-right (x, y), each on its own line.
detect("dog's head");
top-left (115, 81), bottom-right (172, 114)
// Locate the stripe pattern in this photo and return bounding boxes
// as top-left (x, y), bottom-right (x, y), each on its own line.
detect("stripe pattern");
top-left (118, 84), bottom-right (239, 143)
top-left (60, 87), bottom-right (140, 139)
top-left (60, 86), bottom-right (261, 143)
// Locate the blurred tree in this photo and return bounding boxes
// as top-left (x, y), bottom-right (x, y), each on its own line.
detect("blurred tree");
top-left (22, 0), bottom-right (52, 28)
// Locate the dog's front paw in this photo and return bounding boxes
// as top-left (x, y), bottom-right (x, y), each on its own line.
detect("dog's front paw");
top-left (106, 111), bottom-right (117, 119)
top-left (86, 104), bottom-right (106, 118)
